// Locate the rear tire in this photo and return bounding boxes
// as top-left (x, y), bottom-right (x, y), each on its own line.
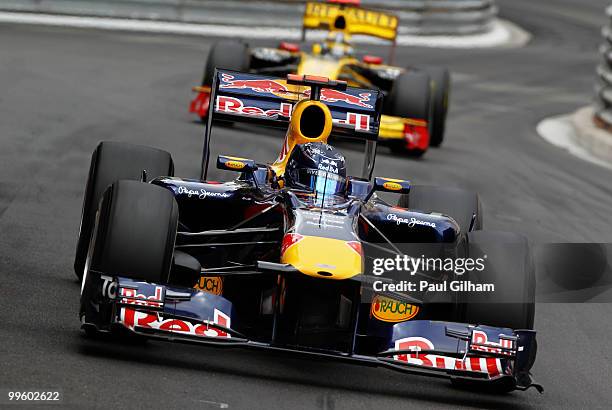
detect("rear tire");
top-left (74, 141), bottom-right (174, 279)
top-left (202, 40), bottom-right (250, 86)
top-left (397, 185), bottom-right (482, 235)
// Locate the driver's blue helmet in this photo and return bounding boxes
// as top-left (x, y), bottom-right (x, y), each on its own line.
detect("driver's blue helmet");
top-left (285, 142), bottom-right (347, 197)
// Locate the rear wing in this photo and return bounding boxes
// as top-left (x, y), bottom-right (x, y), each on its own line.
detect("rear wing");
top-left (201, 69), bottom-right (382, 180)
top-left (302, 1), bottom-right (399, 42)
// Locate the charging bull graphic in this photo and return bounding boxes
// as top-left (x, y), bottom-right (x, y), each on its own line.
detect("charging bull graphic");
top-left (220, 73), bottom-right (372, 109)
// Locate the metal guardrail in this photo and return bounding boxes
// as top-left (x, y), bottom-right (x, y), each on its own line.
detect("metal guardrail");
top-left (595, 5), bottom-right (612, 129)
top-left (0, 0), bottom-right (498, 35)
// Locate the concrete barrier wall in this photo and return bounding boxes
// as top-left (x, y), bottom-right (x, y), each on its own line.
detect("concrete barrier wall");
top-left (0, 0), bottom-right (498, 35)
top-left (594, 5), bottom-right (612, 129)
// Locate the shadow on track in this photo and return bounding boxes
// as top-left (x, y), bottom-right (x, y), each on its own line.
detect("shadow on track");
top-left (77, 334), bottom-right (536, 409)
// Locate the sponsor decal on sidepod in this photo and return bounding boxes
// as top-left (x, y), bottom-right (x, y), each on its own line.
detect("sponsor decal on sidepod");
top-left (387, 214), bottom-right (436, 228)
top-left (177, 186), bottom-right (231, 199)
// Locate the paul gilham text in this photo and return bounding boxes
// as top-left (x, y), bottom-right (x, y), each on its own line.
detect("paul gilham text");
top-left (373, 280), bottom-right (495, 293)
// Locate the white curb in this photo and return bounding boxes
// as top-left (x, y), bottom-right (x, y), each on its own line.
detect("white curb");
top-left (537, 106), bottom-right (612, 171)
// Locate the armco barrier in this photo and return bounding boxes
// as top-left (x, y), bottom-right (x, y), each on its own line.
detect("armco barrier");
top-left (0, 0), bottom-right (498, 35)
top-left (595, 5), bottom-right (612, 129)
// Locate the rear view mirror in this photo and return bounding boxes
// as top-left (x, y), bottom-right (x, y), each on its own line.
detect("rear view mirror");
top-left (373, 177), bottom-right (410, 194)
top-left (217, 155), bottom-right (257, 172)
top-left (347, 177), bottom-right (372, 199)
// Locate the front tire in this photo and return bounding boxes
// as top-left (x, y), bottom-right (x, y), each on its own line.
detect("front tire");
top-left (384, 72), bottom-right (432, 155)
top-left (201, 40), bottom-right (250, 123)
top-left (80, 180), bottom-right (179, 330)
top-left (385, 72), bottom-right (432, 120)
top-left (423, 67), bottom-right (450, 147)
top-left (90, 180), bottom-right (178, 284)
top-left (462, 231), bottom-right (535, 330)
top-left (451, 231), bottom-right (536, 393)
top-left (74, 141), bottom-right (174, 279)
top-left (202, 40), bottom-right (250, 86)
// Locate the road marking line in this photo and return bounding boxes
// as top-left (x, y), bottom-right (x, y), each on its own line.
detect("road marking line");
top-left (198, 399), bottom-right (229, 408)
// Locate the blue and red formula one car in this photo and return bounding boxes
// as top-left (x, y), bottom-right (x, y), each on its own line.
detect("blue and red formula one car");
top-left (77, 71), bottom-right (540, 394)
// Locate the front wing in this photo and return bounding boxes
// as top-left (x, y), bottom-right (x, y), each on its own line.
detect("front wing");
top-left (83, 276), bottom-right (542, 393)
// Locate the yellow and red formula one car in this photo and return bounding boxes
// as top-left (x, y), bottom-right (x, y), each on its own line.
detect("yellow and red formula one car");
top-left (190, 0), bottom-right (450, 157)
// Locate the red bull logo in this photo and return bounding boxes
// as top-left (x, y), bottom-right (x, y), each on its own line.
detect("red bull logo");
top-left (119, 307), bottom-right (231, 339)
top-left (308, 88), bottom-right (373, 109)
top-left (220, 73), bottom-right (373, 109)
top-left (394, 337), bottom-right (503, 377)
top-left (215, 95), bottom-right (369, 131)
top-left (216, 96), bottom-right (293, 118)
top-left (333, 112), bottom-right (371, 131)
top-left (220, 73), bottom-right (290, 95)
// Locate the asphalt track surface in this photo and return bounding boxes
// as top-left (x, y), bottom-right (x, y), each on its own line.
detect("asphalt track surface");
top-left (1, 1), bottom-right (612, 408)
